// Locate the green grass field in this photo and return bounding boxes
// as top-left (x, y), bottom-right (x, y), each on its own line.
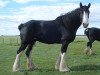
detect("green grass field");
top-left (0, 36), bottom-right (100, 75)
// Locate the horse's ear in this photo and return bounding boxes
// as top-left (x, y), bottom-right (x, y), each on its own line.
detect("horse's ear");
top-left (88, 3), bottom-right (91, 8)
top-left (80, 2), bottom-right (82, 8)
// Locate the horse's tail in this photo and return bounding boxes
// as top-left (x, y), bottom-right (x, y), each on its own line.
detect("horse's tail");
top-left (84, 28), bottom-right (89, 36)
top-left (18, 23), bottom-right (24, 31)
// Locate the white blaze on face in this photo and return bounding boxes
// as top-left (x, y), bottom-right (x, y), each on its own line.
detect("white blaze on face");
top-left (82, 11), bottom-right (89, 27)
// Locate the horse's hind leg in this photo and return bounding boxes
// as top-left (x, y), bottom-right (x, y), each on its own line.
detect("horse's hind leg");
top-left (13, 43), bottom-right (27, 71)
top-left (84, 40), bottom-right (94, 55)
top-left (88, 41), bottom-right (95, 55)
top-left (84, 41), bottom-right (90, 54)
top-left (26, 42), bottom-right (37, 71)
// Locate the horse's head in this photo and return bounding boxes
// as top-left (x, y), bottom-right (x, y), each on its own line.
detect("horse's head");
top-left (80, 2), bottom-right (91, 28)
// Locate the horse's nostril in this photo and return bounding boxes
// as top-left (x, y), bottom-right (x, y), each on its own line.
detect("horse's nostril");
top-left (83, 23), bottom-right (85, 25)
top-left (83, 23), bottom-right (88, 28)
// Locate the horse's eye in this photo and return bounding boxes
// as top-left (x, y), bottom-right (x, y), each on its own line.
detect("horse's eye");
top-left (80, 11), bottom-right (83, 14)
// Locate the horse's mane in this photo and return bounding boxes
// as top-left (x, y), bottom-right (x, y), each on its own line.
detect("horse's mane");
top-left (55, 7), bottom-right (81, 24)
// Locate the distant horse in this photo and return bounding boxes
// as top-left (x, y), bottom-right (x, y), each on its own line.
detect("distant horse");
top-left (84, 27), bottom-right (100, 55)
top-left (13, 3), bottom-right (91, 72)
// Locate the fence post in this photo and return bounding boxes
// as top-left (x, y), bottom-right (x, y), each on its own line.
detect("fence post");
top-left (17, 37), bottom-right (19, 44)
top-left (10, 38), bottom-right (12, 45)
top-left (2, 37), bottom-right (4, 44)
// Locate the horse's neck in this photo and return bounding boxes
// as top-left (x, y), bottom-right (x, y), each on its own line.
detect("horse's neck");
top-left (63, 13), bottom-right (81, 33)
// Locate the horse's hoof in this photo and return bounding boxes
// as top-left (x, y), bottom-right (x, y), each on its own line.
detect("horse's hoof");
top-left (28, 64), bottom-right (38, 71)
top-left (89, 52), bottom-right (96, 55)
top-left (12, 67), bottom-right (20, 72)
top-left (28, 68), bottom-right (34, 71)
top-left (84, 49), bottom-right (89, 55)
top-left (13, 65), bottom-right (20, 72)
top-left (55, 65), bottom-right (59, 70)
top-left (59, 68), bottom-right (70, 72)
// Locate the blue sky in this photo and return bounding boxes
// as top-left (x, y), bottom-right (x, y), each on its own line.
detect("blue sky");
top-left (0, 0), bottom-right (100, 35)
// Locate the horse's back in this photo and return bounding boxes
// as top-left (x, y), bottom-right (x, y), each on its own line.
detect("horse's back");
top-left (19, 20), bottom-right (62, 44)
top-left (85, 27), bottom-right (100, 41)
top-left (36, 20), bottom-right (62, 44)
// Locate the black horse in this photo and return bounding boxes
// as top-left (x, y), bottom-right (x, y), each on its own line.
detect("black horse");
top-left (84, 27), bottom-right (100, 55)
top-left (13, 3), bottom-right (91, 72)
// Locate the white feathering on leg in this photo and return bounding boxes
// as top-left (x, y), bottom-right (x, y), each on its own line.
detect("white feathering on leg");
top-left (13, 51), bottom-right (23, 71)
top-left (55, 53), bottom-right (61, 70)
top-left (59, 53), bottom-right (70, 72)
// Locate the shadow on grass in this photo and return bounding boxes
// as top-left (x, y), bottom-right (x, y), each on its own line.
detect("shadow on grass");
top-left (71, 64), bottom-right (100, 71)
top-left (20, 68), bottom-right (56, 72)
top-left (19, 64), bottom-right (100, 73)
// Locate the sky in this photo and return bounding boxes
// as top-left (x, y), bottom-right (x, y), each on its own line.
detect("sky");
top-left (0, 0), bottom-right (100, 35)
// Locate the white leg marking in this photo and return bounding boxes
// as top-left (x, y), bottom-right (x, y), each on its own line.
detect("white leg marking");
top-left (27, 51), bottom-right (37, 70)
top-left (13, 51), bottom-right (23, 71)
top-left (89, 48), bottom-right (95, 55)
top-left (59, 53), bottom-right (70, 72)
top-left (84, 46), bottom-right (90, 55)
top-left (89, 48), bottom-right (93, 55)
top-left (84, 47), bottom-right (95, 55)
top-left (55, 53), bottom-right (61, 70)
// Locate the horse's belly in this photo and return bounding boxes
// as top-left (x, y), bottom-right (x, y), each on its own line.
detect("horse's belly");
top-left (96, 38), bottom-right (100, 41)
top-left (37, 34), bottom-right (61, 44)
top-left (95, 35), bottom-right (100, 41)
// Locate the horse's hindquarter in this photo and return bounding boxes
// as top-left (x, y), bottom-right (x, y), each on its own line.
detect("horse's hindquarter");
top-left (89, 28), bottom-right (100, 41)
top-left (36, 21), bottom-right (62, 44)
top-left (95, 29), bottom-right (100, 41)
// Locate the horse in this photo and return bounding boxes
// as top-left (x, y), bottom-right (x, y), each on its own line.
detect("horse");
top-left (13, 3), bottom-right (91, 72)
top-left (84, 27), bottom-right (100, 55)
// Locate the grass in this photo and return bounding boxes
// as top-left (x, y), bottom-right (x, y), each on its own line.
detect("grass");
top-left (0, 36), bottom-right (100, 75)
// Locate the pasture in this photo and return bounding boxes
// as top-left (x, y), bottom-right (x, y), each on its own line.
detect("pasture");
top-left (0, 36), bottom-right (100, 75)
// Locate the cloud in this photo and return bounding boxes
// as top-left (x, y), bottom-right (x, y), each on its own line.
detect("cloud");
top-left (13, 0), bottom-right (61, 4)
top-left (0, 17), bottom-right (19, 35)
top-left (30, 0), bottom-right (61, 1)
top-left (13, 0), bottom-right (85, 3)
top-left (0, 2), bottom-right (100, 35)
top-left (0, 0), bottom-right (9, 8)
top-left (12, 0), bottom-right (83, 4)
top-left (13, 0), bottom-right (33, 3)
top-left (0, 3), bottom-right (79, 35)
top-left (89, 3), bottom-right (100, 23)
top-left (11, 3), bottom-right (78, 22)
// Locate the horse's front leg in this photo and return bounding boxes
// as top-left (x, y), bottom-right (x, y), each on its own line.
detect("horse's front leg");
top-left (59, 41), bottom-right (70, 72)
top-left (55, 53), bottom-right (61, 70)
top-left (55, 39), bottom-right (70, 72)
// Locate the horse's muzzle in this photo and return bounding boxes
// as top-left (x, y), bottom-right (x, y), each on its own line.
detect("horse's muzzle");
top-left (83, 23), bottom-right (89, 28)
